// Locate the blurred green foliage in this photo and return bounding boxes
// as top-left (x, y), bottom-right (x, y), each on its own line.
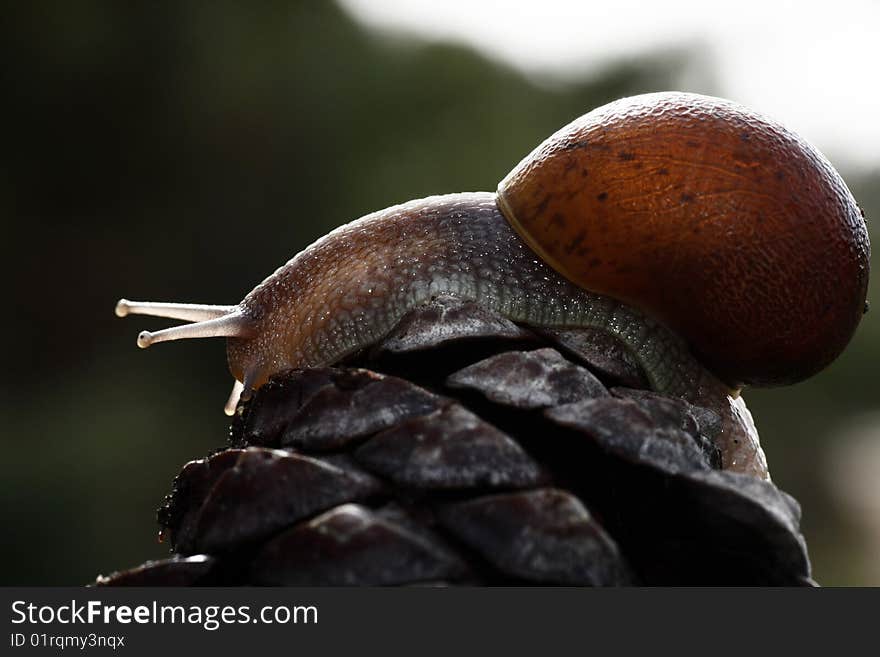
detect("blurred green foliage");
top-left (1, 1), bottom-right (876, 585)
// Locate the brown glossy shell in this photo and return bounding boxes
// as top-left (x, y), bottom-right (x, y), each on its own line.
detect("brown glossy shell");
top-left (497, 92), bottom-right (870, 387)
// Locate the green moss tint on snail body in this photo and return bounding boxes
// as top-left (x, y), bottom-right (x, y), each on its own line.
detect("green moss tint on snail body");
top-left (115, 92), bottom-right (870, 480)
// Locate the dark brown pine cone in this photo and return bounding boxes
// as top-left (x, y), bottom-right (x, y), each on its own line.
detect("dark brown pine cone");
top-left (95, 296), bottom-right (814, 586)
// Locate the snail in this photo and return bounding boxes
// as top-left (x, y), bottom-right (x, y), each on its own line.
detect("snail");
top-left (116, 92), bottom-right (870, 480)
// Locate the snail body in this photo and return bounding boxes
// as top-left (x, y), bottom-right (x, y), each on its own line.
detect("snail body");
top-left (116, 92), bottom-right (870, 479)
top-left (228, 193), bottom-right (701, 395)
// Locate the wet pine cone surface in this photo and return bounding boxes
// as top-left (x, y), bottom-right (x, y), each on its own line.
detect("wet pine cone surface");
top-left (96, 296), bottom-right (814, 586)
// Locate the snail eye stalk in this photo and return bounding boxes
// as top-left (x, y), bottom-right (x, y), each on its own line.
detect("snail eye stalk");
top-left (115, 299), bottom-right (250, 348)
top-left (115, 299), bottom-right (237, 322)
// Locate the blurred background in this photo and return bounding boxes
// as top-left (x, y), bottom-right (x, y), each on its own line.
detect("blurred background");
top-left (2, 0), bottom-right (878, 585)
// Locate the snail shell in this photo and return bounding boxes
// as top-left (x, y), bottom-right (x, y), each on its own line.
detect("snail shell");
top-left (498, 92), bottom-right (870, 387)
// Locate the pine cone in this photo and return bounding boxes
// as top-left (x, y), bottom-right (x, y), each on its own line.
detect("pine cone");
top-left (95, 296), bottom-right (813, 586)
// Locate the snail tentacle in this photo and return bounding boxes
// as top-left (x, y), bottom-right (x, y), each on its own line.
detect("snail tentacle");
top-left (115, 299), bottom-right (236, 322)
top-left (134, 311), bottom-right (253, 349)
